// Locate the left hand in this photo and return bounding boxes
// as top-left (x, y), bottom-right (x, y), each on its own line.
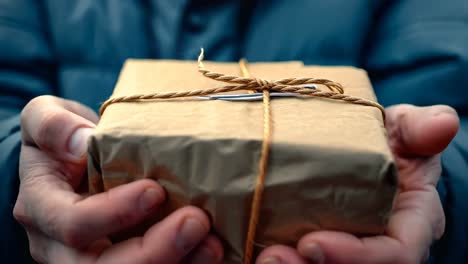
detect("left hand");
top-left (14, 96), bottom-right (223, 264)
top-left (255, 104), bottom-right (459, 264)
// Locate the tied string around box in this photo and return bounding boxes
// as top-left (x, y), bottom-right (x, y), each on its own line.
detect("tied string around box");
top-left (99, 49), bottom-right (385, 264)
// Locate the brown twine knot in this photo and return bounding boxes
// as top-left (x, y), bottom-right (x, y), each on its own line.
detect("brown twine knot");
top-left (196, 48), bottom-right (346, 96)
top-left (253, 78), bottom-right (275, 90)
top-left (99, 49), bottom-right (385, 264)
top-left (100, 49), bottom-right (382, 117)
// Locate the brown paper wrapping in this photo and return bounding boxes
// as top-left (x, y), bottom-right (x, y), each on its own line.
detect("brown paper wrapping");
top-left (88, 60), bottom-right (397, 263)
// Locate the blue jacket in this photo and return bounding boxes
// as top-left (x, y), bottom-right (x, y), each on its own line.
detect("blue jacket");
top-left (1, 1), bottom-right (467, 263)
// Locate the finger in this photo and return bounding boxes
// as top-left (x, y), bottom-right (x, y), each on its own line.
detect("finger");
top-left (26, 95), bottom-right (99, 124)
top-left (61, 179), bottom-right (166, 248)
top-left (96, 206), bottom-right (210, 264)
top-left (298, 231), bottom-right (405, 264)
top-left (21, 95), bottom-right (97, 162)
top-left (55, 97), bottom-right (99, 124)
top-left (298, 228), bottom-right (434, 264)
top-left (26, 228), bottom-right (112, 264)
top-left (15, 177), bottom-right (166, 249)
top-left (256, 245), bottom-right (309, 264)
top-left (32, 207), bottom-right (211, 264)
top-left (189, 234), bottom-right (224, 264)
top-left (386, 104), bottom-right (459, 156)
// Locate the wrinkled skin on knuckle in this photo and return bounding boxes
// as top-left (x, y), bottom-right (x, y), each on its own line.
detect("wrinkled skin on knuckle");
top-left (13, 176), bottom-right (45, 228)
top-left (16, 174), bottom-right (55, 215)
top-left (20, 150), bottom-right (53, 180)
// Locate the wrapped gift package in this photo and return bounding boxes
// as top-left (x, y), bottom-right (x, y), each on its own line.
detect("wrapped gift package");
top-left (88, 59), bottom-right (398, 263)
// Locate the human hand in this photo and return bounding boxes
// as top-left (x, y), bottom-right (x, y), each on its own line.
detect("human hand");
top-left (256, 104), bottom-right (459, 264)
top-left (13, 96), bottom-right (223, 264)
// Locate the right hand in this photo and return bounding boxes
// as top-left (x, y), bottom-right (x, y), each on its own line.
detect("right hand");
top-left (255, 104), bottom-right (459, 264)
top-left (13, 95), bottom-right (224, 264)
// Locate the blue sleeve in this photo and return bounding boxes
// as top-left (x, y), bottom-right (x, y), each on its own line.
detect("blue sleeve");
top-left (0, 0), bottom-right (55, 261)
top-left (363, 1), bottom-right (468, 263)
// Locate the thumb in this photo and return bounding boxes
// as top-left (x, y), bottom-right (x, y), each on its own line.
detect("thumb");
top-left (21, 96), bottom-right (98, 162)
top-left (385, 104), bottom-right (459, 157)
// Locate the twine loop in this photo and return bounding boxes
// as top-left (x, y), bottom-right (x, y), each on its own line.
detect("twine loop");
top-left (195, 48), bottom-right (348, 97)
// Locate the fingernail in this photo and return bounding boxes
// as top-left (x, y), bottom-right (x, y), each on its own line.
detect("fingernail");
top-left (68, 127), bottom-right (94, 158)
top-left (176, 217), bottom-right (209, 252)
top-left (301, 242), bottom-right (324, 264)
top-left (261, 256), bottom-right (282, 264)
top-left (139, 187), bottom-right (163, 213)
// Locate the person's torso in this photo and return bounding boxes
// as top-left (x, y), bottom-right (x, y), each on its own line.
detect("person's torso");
top-left (43, 0), bottom-right (381, 111)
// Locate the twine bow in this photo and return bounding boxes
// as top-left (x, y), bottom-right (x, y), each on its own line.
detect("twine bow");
top-left (99, 49), bottom-right (385, 117)
top-left (99, 49), bottom-right (385, 264)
